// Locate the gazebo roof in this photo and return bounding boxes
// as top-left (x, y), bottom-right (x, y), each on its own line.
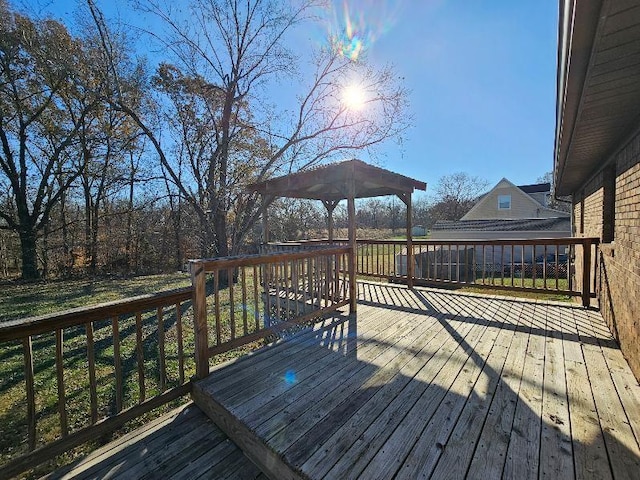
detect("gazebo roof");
top-left (248, 159), bottom-right (426, 201)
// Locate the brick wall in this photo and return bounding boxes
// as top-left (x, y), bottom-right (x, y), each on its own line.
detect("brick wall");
top-left (575, 128), bottom-right (640, 381)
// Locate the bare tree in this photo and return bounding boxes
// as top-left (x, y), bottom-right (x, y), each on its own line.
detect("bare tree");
top-left (87, 0), bottom-right (409, 261)
top-left (428, 172), bottom-right (489, 223)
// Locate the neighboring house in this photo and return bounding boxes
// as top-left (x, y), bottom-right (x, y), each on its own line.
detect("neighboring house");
top-left (396, 180), bottom-right (571, 278)
top-left (460, 178), bottom-right (565, 221)
top-left (554, 0), bottom-right (640, 380)
top-left (431, 178), bottom-right (571, 242)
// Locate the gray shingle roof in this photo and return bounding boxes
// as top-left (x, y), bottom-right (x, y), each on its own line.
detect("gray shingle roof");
top-left (432, 217), bottom-right (570, 232)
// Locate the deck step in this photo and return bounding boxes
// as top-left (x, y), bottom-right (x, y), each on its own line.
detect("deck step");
top-left (45, 403), bottom-right (264, 480)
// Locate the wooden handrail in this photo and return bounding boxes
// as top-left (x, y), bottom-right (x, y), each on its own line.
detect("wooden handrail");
top-left (0, 286), bottom-right (194, 478)
top-left (190, 246), bottom-right (351, 379)
top-left (0, 287), bottom-right (193, 342)
top-left (273, 237), bottom-right (600, 307)
top-left (192, 246), bottom-right (349, 270)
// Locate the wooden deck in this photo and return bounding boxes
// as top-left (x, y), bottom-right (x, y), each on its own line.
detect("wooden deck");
top-left (45, 403), bottom-right (264, 480)
top-left (194, 282), bottom-right (640, 480)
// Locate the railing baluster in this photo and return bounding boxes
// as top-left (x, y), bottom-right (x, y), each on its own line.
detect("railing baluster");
top-left (275, 262), bottom-right (281, 320)
top-left (365, 243), bottom-right (369, 275)
top-left (555, 245), bottom-right (560, 290)
top-left (23, 336), bottom-right (36, 451)
top-left (111, 316), bottom-right (123, 413)
top-left (306, 255), bottom-right (312, 309)
top-left (342, 252), bottom-right (348, 298)
top-left (284, 260), bottom-right (291, 317)
top-left (543, 244), bottom-right (548, 289)
top-left (229, 268), bottom-right (235, 340)
top-left (253, 265), bottom-right (260, 331)
top-left (511, 244), bottom-right (515, 286)
top-left (175, 304), bottom-right (184, 385)
top-left (134, 312), bottom-right (145, 402)
top-left (55, 328), bottom-right (68, 436)
top-left (294, 259), bottom-right (301, 316)
top-left (241, 267), bottom-right (248, 336)
top-left (521, 245), bottom-right (525, 288)
top-left (86, 322), bottom-right (98, 424)
top-left (214, 270), bottom-right (221, 344)
top-left (492, 244), bottom-right (496, 285)
top-left (157, 307), bottom-right (166, 392)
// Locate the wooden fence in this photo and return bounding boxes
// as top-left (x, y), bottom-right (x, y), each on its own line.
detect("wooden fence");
top-left (190, 246), bottom-right (351, 379)
top-left (0, 288), bottom-right (193, 478)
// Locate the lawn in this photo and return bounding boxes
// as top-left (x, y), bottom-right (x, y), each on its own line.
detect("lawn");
top-left (0, 269), bottom-right (281, 478)
top-left (0, 273), bottom-right (192, 322)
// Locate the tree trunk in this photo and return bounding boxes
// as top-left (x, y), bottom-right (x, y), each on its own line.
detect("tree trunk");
top-left (19, 227), bottom-right (40, 280)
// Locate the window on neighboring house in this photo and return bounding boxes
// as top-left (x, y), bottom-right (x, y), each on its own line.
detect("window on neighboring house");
top-left (602, 164), bottom-right (616, 243)
top-left (498, 194), bottom-right (511, 210)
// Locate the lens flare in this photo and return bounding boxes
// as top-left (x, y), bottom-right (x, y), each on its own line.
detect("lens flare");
top-left (322, 0), bottom-right (403, 61)
top-left (284, 369), bottom-right (297, 385)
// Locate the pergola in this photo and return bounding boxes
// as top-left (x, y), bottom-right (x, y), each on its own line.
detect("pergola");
top-left (248, 159), bottom-right (426, 312)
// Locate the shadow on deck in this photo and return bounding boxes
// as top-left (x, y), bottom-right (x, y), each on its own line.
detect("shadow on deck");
top-left (48, 282), bottom-right (640, 479)
top-left (194, 282), bottom-right (640, 480)
top-left (44, 403), bottom-right (264, 480)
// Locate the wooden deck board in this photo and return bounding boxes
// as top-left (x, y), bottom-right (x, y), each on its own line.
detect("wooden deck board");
top-left (45, 403), bottom-right (261, 480)
top-left (194, 282), bottom-right (640, 480)
top-left (302, 295), bottom-right (485, 478)
top-left (49, 282), bottom-right (640, 480)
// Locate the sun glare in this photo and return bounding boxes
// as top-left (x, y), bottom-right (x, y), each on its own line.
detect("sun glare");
top-left (342, 84), bottom-right (366, 110)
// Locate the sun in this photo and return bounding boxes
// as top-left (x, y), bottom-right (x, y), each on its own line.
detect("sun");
top-left (342, 84), bottom-right (367, 110)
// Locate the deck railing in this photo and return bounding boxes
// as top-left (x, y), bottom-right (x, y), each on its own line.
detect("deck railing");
top-left (190, 245), bottom-right (351, 379)
top-left (0, 287), bottom-right (194, 478)
top-left (273, 237), bottom-right (600, 306)
top-left (0, 237), bottom-right (596, 477)
top-left (0, 245), bottom-right (351, 478)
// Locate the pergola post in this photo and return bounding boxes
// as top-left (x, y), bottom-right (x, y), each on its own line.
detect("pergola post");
top-left (398, 192), bottom-right (414, 288)
top-left (260, 194), bottom-right (275, 252)
top-left (260, 194), bottom-right (274, 327)
top-left (261, 198), bottom-right (269, 247)
top-left (322, 200), bottom-right (339, 243)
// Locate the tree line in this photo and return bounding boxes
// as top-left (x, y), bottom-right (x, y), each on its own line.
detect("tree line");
top-left (1, 0), bottom-right (551, 281)
top-left (0, 0), bottom-right (410, 280)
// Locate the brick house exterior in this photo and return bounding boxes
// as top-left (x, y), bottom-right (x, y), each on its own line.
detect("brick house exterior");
top-left (555, 1), bottom-right (640, 380)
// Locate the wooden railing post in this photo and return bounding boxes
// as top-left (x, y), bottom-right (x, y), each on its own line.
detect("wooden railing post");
top-left (405, 194), bottom-right (414, 288)
top-left (348, 194), bottom-right (357, 313)
top-left (190, 261), bottom-right (209, 379)
top-left (582, 238), bottom-right (592, 307)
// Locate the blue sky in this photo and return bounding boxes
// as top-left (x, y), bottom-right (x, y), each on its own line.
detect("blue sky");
top-left (37, 0), bottom-right (558, 197)
top-left (366, 1), bottom-right (558, 192)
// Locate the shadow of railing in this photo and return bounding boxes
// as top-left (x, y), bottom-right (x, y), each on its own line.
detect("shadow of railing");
top-left (357, 281), bottom-right (618, 350)
top-left (191, 282), bottom-right (640, 479)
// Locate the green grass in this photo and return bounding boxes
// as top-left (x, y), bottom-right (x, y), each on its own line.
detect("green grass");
top-left (0, 272), bottom-right (253, 478)
top-left (0, 269), bottom-right (281, 478)
top-left (0, 273), bottom-right (192, 322)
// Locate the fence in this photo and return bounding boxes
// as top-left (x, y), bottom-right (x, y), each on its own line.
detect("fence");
top-left (190, 246), bottom-right (351, 379)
